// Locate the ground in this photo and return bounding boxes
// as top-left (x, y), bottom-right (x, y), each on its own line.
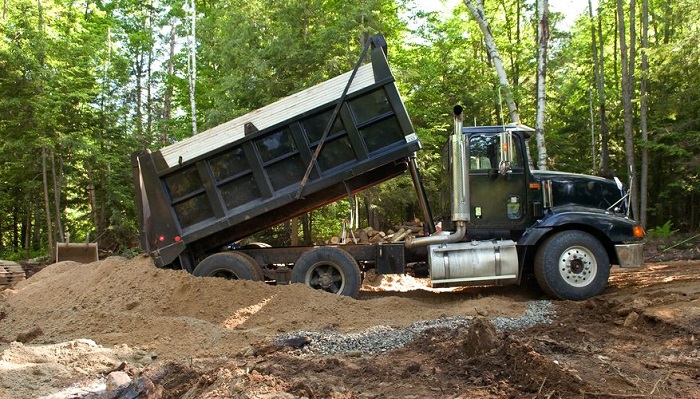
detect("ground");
top-left (0, 242), bottom-right (699, 398)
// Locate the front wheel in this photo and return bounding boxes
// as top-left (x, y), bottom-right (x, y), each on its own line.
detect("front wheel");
top-left (291, 247), bottom-right (361, 298)
top-left (534, 231), bottom-right (610, 300)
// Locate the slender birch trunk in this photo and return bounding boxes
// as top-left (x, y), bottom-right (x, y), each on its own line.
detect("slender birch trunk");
top-left (162, 19), bottom-right (177, 145)
top-left (464, 0), bottom-right (521, 125)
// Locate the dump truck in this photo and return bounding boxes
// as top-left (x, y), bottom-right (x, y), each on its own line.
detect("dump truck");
top-left (132, 35), bottom-right (645, 301)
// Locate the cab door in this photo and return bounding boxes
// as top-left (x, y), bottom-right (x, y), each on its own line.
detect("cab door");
top-left (467, 132), bottom-right (529, 235)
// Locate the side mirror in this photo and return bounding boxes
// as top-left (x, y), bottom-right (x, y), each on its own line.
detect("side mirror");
top-left (498, 131), bottom-right (514, 175)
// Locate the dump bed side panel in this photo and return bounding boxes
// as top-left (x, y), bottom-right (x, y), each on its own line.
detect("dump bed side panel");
top-left (134, 44), bottom-right (420, 267)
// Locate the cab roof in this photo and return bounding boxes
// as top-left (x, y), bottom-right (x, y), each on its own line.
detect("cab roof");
top-left (462, 123), bottom-right (536, 137)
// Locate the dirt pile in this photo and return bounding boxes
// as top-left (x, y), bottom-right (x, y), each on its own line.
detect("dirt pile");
top-left (0, 256), bottom-right (524, 360)
top-left (0, 255), bottom-right (526, 398)
top-left (2, 256), bottom-right (699, 398)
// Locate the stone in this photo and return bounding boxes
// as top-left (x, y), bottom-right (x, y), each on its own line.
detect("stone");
top-left (106, 371), bottom-right (131, 391)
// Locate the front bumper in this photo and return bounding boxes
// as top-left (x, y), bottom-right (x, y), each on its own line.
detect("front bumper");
top-left (615, 243), bottom-right (645, 268)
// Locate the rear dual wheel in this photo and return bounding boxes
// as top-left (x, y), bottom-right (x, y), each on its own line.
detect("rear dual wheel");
top-left (193, 252), bottom-right (264, 281)
top-left (292, 247), bottom-right (361, 298)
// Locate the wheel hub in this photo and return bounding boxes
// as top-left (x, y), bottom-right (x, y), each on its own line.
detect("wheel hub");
top-left (559, 246), bottom-right (598, 288)
top-left (308, 264), bottom-right (343, 293)
top-left (318, 272), bottom-right (333, 289)
top-left (569, 258), bottom-right (585, 273)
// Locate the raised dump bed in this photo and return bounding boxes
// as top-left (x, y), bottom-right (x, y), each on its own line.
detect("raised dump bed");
top-left (133, 36), bottom-right (421, 270)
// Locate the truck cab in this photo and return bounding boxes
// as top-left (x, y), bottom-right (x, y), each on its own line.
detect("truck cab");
top-left (435, 124), bottom-right (645, 300)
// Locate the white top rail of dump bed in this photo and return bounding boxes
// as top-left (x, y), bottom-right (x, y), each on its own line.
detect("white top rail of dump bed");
top-left (158, 63), bottom-right (378, 169)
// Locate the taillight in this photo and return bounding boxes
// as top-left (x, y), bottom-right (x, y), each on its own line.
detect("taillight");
top-left (158, 235), bottom-right (181, 243)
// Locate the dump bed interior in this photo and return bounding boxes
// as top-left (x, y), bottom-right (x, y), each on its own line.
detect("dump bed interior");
top-left (133, 40), bottom-right (421, 268)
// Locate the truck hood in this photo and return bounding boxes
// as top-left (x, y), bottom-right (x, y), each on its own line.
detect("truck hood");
top-left (531, 170), bottom-right (628, 215)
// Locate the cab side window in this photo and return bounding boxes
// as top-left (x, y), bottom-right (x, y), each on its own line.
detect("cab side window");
top-left (469, 133), bottom-right (523, 170)
top-left (469, 135), bottom-right (498, 170)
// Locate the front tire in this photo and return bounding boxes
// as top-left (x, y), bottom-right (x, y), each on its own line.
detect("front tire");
top-left (291, 247), bottom-right (361, 298)
top-left (193, 252), bottom-right (264, 281)
top-left (534, 230), bottom-right (610, 300)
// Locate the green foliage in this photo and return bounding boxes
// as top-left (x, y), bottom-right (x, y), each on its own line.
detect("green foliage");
top-left (0, 248), bottom-right (49, 264)
top-left (195, 0), bottom-right (406, 129)
top-left (646, 220), bottom-right (678, 239)
top-left (1, 0), bottom-right (700, 262)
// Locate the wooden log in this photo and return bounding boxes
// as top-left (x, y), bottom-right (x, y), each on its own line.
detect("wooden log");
top-left (356, 229), bottom-right (370, 244)
top-left (395, 229), bottom-right (411, 242)
top-left (390, 228), bottom-right (407, 243)
top-left (369, 232), bottom-right (385, 244)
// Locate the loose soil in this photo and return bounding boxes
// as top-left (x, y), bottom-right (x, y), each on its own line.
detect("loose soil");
top-left (0, 251), bottom-right (699, 398)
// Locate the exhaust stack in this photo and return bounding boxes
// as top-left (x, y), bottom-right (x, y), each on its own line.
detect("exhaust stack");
top-left (450, 105), bottom-right (470, 223)
top-left (405, 105), bottom-right (468, 249)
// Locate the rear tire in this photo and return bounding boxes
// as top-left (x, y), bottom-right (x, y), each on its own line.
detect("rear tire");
top-left (534, 230), bottom-right (610, 300)
top-left (193, 252), bottom-right (264, 281)
top-left (292, 247), bottom-right (361, 297)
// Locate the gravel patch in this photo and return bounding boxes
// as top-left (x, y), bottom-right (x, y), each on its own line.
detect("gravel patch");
top-left (275, 300), bottom-right (556, 355)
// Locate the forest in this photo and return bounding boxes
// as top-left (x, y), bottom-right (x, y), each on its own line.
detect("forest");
top-left (0, 0), bottom-right (698, 261)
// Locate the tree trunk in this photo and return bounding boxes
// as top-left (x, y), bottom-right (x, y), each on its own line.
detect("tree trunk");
top-left (302, 213), bottom-right (312, 245)
top-left (188, 0), bottom-right (198, 135)
top-left (515, 0), bottom-right (521, 88)
top-left (589, 1), bottom-right (611, 176)
top-left (135, 48), bottom-right (144, 142)
top-left (89, 181), bottom-right (99, 235)
top-left (663, 0), bottom-right (671, 44)
top-left (588, 89), bottom-right (596, 172)
top-left (21, 206), bottom-right (28, 252)
top-left (162, 19), bottom-right (177, 145)
top-left (499, 0), bottom-right (519, 89)
top-left (42, 145), bottom-right (54, 261)
top-left (464, 0), bottom-right (521, 125)
top-left (32, 207), bottom-right (41, 251)
top-left (617, 0), bottom-right (639, 219)
top-left (535, 0), bottom-right (549, 170)
top-left (11, 207), bottom-right (18, 251)
top-left (50, 151), bottom-right (63, 242)
top-left (290, 217), bottom-right (299, 246)
top-left (639, 0), bottom-right (649, 228)
top-left (146, 6), bottom-right (153, 142)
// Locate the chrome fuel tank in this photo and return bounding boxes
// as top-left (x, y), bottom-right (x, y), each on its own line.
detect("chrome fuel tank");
top-left (429, 240), bottom-right (518, 286)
